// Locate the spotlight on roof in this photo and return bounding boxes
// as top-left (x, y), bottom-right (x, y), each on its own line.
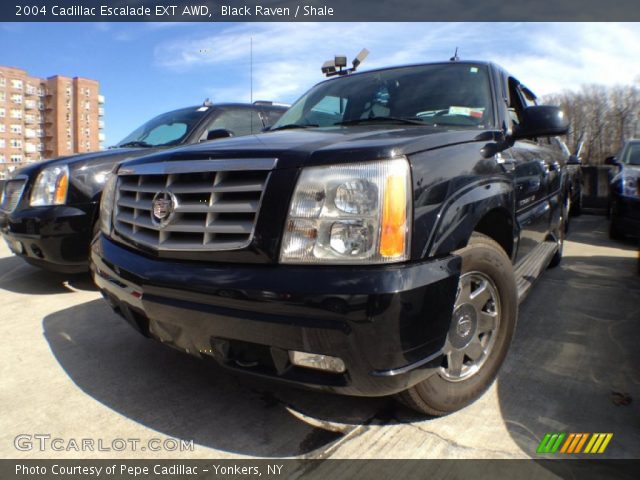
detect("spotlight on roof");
top-left (321, 49), bottom-right (369, 78)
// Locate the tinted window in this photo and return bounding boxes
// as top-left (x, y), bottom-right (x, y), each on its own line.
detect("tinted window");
top-left (622, 142), bottom-right (640, 165)
top-left (272, 64), bottom-right (494, 129)
top-left (204, 109), bottom-right (264, 138)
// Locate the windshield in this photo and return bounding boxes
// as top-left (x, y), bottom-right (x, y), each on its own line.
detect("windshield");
top-left (271, 63), bottom-right (494, 130)
top-left (116, 106), bottom-right (209, 148)
top-left (622, 142), bottom-right (640, 165)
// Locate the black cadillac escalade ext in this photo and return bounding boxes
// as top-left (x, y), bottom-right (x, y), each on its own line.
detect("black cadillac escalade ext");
top-left (92, 60), bottom-right (570, 415)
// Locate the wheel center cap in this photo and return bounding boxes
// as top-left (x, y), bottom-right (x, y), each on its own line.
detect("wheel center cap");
top-left (450, 304), bottom-right (477, 349)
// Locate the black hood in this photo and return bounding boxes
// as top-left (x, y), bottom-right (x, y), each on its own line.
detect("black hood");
top-left (14, 147), bottom-right (160, 179)
top-left (13, 147), bottom-right (165, 204)
top-left (121, 126), bottom-right (493, 170)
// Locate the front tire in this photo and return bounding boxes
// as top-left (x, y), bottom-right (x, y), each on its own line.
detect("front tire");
top-left (397, 233), bottom-right (518, 416)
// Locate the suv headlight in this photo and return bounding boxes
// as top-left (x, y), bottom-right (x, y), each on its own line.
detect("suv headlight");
top-left (622, 176), bottom-right (639, 197)
top-left (100, 173), bottom-right (118, 235)
top-left (280, 158), bottom-right (411, 264)
top-left (30, 165), bottom-right (69, 206)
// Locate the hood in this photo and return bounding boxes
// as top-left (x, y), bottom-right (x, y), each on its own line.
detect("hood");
top-left (12, 147), bottom-right (165, 203)
top-left (15, 147), bottom-right (161, 179)
top-left (121, 126), bottom-right (494, 170)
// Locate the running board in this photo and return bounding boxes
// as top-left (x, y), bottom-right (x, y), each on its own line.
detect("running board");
top-left (514, 241), bottom-right (558, 303)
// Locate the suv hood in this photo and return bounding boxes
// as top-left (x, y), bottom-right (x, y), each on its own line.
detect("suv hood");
top-left (13, 147), bottom-right (162, 179)
top-left (121, 126), bottom-right (493, 170)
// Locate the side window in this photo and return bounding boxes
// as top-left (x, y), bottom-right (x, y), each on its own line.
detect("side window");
top-left (262, 109), bottom-right (285, 129)
top-left (507, 78), bottom-right (526, 127)
top-left (202, 109), bottom-right (260, 139)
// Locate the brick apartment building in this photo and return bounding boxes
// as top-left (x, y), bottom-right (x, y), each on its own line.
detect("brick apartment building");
top-left (0, 66), bottom-right (105, 179)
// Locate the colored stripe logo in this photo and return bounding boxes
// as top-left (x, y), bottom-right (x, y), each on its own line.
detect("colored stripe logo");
top-left (537, 433), bottom-right (613, 454)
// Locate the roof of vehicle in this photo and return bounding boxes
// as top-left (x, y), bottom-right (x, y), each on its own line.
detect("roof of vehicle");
top-left (314, 60), bottom-right (503, 84)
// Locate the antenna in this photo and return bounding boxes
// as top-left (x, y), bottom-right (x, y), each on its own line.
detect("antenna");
top-left (250, 36), bottom-right (253, 134)
top-left (450, 47), bottom-right (460, 62)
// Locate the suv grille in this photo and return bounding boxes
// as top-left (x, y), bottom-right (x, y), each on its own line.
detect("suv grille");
top-left (113, 159), bottom-right (275, 251)
top-left (0, 178), bottom-right (27, 212)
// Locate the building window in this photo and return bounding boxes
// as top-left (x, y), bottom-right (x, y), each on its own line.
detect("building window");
top-left (0, 77), bottom-right (6, 87)
top-left (0, 139), bottom-right (5, 148)
top-left (10, 109), bottom-right (22, 119)
top-left (10, 154), bottom-right (22, 163)
top-left (0, 154), bottom-right (5, 163)
top-left (11, 94), bottom-right (22, 104)
top-left (10, 139), bottom-right (22, 148)
top-left (0, 125), bottom-right (5, 133)
top-left (11, 79), bottom-right (23, 90)
top-left (0, 92), bottom-right (5, 102)
top-left (10, 124), bottom-right (22, 134)
top-left (0, 108), bottom-right (5, 117)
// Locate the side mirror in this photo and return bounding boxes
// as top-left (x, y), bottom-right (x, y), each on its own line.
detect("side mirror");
top-left (604, 156), bottom-right (620, 166)
top-left (567, 155), bottom-right (581, 165)
top-left (513, 106), bottom-right (569, 139)
top-left (205, 129), bottom-right (233, 141)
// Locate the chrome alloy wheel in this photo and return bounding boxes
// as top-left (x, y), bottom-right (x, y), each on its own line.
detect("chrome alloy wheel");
top-left (440, 271), bottom-right (501, 382)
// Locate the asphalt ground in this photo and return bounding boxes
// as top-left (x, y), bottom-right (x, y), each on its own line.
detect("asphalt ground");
top-left (1, 215), bottom-right (638, 461)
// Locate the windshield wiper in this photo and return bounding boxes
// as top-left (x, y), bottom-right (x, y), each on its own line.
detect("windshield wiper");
top-left (268, 123), bottom-right (319, 131)
top-left (334, 116), bottom-right (426, 126)
top-left (118, 141), bottom-right (154, 148)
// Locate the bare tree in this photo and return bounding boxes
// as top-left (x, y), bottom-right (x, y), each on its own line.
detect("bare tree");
top-left (543, 83), bottom-right (640, 164)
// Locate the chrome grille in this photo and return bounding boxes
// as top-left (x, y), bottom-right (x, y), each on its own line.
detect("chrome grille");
top-left (113, 159), bottom-right (275, 251)
top-left (0, 177), bottom-right (27, 212)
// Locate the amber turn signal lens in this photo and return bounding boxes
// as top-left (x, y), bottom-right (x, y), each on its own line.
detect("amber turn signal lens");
top-left (54, 172), bottom-right (69, 205)
top-left (379, 174), bottom-right (407, 258)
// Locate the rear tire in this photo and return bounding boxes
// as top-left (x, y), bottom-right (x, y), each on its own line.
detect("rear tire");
top-left (396, 233), bottom-right (518, 416)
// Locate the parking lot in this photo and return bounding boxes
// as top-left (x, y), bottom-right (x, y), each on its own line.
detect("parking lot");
top-left (1, 216), bottom-right (638, 460)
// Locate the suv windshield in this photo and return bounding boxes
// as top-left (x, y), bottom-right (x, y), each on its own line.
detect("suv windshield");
top-left (622, 142), bottom-right (640, 165)
top-left (271, 63), bottom-right (494, 130)
top-left (116, 107), bottom-right (209, 148)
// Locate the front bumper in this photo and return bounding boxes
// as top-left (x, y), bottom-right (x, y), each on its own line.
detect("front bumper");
top-left (0, 203), bottom-right (95, 273)
top-left (92, 235), bottom-right (461, 397)
top-left (611, 194), bottom-right (640, 238)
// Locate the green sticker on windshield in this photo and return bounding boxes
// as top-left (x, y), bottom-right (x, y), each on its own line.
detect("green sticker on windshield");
top-left (470, 67), bottom-right (479, 73)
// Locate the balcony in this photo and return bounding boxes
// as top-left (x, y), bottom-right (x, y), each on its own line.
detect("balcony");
top-left (25, 85), bottom-right (37, 96)
top-left (24, 129), bottom-right (36, 138)
top-left (24, 100), bottom-right (36, 110)
top-left (98, 95), bottom-right (105, 104)
top-left (98, 133), bottom-right (105, 142)
top-left (98, 107), bottom-right (104, 116)
top-left (25, 143), bottom-right (36, 153)
top-left (98, 120), bottom-right (105, 129)
top-left (24, 118), bottom-right (35, 125)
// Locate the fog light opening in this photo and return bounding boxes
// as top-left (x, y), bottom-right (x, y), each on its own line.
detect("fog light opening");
top-left (289, 351), bottom-right (346, 373)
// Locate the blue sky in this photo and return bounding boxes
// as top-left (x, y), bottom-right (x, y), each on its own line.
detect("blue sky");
top-left (1, 22), bottom-right (639, 146)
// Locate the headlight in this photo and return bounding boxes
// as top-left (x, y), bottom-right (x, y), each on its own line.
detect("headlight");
top-left (622, 176), bottom-right (639, 196)
top-left (30, 165), bottom-right (69, 206)
top-left (280, 158), bottom-right (411, 264)
top-left (100, 173), bottom-right (118, 235)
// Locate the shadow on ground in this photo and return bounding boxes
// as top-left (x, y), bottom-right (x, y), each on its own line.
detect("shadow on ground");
top-left (497, 217), bottom-right (640, 460)
top-left (0, 255), bottom-right (96, 295)
top-left (42, 299), bottom-right (392, 457)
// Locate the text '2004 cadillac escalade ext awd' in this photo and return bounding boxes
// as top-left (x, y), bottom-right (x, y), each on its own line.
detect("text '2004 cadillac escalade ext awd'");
top-left (92, 60), bottom-right (571, 415)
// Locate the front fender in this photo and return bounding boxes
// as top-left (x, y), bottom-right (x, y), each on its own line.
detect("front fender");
top-left (423, 178), bottom-right (516, 258)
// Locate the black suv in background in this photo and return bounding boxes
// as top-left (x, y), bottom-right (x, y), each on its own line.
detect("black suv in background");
top-left (93, 61), bottom-right (570, 415)
top-left (606, 139), bottom-right (640, 239)
top-left (0, 102), bottom-right (286, 273)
